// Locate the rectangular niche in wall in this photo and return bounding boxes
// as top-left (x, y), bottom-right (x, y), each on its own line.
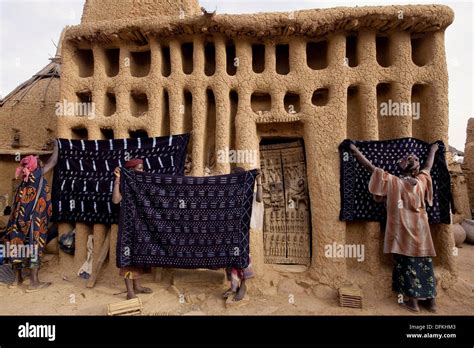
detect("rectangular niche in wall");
top-left (181, 42), bottom-right (194, 74)
top-left (307, 40), bottom-right (328, 70)
top-left (251, 92), bottom-right (271, 113)
top-left (284, 92), bottom-right (300, 114)
top-left (161, 44), bottom-right (171, 77)
top-left (411, 83), bottom-right (431, 138)
top-left (104, 91), bottom-right (116, 116)
top-left (183, 90), bottom-right (193, 133)
top-left (376, 82), bottom-right (393, 139)
top-left (161, 89), bottom-right (170, 135)
top-left (347, 85), bottom-right (361, 139)
top-left (130, 50), bottom-right (151, 77)
top-left (226, 40), bottom-right (237, 76)
top-left (204, 41), bottom-right (216, 76)
top-left (76, 90), bottom-right (93, 117)
top-left (71, 127), bottom-right (88, 140)
top-left (100, 128), bottom-right (114, 140)
top-left (130, 91), bottom-right (148, 117)
top-left (74, 48), bottom-right (94, 78)
top-left (252, 44), bottom-right (265, 73)
top-left (205, 89), bottom-right (216, 170)
top-left (229, 90), bottom-right (238, 156)
top-left (312, 88), bottom-right (329, 106)
top-left (411, 33), bottom-right (434, 67)
top-left (104, 48), bottom-right (120, 77)
top-left (346, 34), bottom-right (358, 67)
top-left (276, 44), bottom-right (290, 75)
top-left (129, 129), bottom-right (149, 138)
top-left (76, 90), bottom-right (92, 103)
top-left (376, 35), bottom-right (391, 67)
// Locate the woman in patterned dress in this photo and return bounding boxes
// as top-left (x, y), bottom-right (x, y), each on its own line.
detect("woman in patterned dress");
top-left (6, 140), bottom-right (58, 292)
top-left (350, 142), bottom-right (439, 313)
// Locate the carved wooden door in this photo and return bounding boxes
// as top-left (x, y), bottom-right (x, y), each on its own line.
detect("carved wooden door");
top-left (260, 140), bottom-right (311, 265)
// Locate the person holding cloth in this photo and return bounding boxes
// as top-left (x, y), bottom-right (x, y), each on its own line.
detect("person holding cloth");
top-left (6, 140), bottom-right (58, 292)
top-left (112, 158), bottom-right (153, 300)
top-left (350, 142), bottom-right (439, 313)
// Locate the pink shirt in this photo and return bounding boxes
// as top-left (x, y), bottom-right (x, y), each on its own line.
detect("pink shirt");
top-left (368, 168), bottom-right (436, 257)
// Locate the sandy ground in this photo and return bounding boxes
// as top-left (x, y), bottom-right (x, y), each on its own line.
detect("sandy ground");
top-left (0, 244), bottom-right (473, 316)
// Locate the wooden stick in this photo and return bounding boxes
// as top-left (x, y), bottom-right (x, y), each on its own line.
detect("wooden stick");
top-left (87, 232), bottom-right (111, 288)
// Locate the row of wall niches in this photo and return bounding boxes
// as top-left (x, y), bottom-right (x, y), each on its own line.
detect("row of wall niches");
top-left (74, 81), bottom-right (428, 118)
top-left (73, 87), bottom-right (330, 118)
top-left (73, 32), bottom-right (435, 78)
top-left (68, 82), bottom-right (430, 142)
top-left (70, 127), bottom-right (150, 140)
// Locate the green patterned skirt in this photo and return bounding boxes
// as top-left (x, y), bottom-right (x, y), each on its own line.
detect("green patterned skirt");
top-left (392, 254), bottom-right (437, 299)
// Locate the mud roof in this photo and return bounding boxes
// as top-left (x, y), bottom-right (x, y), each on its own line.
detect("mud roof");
top-left (64, 5), bottom-right (454, 45)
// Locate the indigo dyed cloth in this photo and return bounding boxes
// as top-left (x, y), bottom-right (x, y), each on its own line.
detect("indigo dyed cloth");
top-left (6, 168), bottom-right (51, 267)
top-left (117, 168), bottom-right (258, 269)
top-left (339, 138), bottom-right (451, 224)
top-left (52, 134), bottom-right (189, 224)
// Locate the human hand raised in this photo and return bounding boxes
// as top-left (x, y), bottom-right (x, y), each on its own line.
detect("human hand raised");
top-left (114, 167), bottom-right (121, 178)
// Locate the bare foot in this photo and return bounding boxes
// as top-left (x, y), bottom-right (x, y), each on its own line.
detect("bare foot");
top-left (421, 298), bottom-right (437, 313)
top-left (26, 281), bottom-right (51, 293)
top-left (126, 292), bottom-right (138, 300)
top-left (223, 289), bottom-right (235, 299)
top-left (134, 286), bottom-right (152, 294)
top-left (222, 288), bottom-right (235, 299)
top-left (399, 298), bottom-right (420, 313)
top-left (8, 278), bottom-right (23, 289)
top-left (234, 282), bottom-right (247, 302)
top-left (8, 271), bottom-right (23, 289)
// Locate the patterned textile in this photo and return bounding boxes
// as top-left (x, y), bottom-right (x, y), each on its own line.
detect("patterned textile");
top-left (117, 168), bottom-right (258, 269)
top-left (392, 254), bottom-right (437, 299)
top-left (6, 168), bottom-right (51, 268)
top-left (339, 138), bottom-right (452, 224)
top-left (52, 134), bottom-right (189, 224)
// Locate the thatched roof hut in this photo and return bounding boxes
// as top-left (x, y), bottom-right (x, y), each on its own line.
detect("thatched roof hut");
top-left (0, 32), bottom-right (63, 154)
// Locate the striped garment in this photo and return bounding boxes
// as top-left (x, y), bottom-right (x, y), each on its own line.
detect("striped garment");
top-left (369, 168), bottom-right (436, 257)
top-left (52, 134), bottom-right (189, 224)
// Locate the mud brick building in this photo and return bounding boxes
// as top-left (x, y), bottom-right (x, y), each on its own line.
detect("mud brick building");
top-left (20, 0), bottom-right (457, 292)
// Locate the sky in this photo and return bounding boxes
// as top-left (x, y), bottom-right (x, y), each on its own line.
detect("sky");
top-left (0, 0), bottom-right (472, 150)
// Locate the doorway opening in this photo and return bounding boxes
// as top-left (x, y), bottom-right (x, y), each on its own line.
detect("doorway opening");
top-left (259, 138), bottom-right (311, 266)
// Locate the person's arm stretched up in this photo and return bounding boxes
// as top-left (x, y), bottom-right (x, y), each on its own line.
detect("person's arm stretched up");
top-left (112, 167), bottom-right (122, 204)
top-left (349, 144), bottom-right (376, 173)
top-left (422, 143), bottom-right (439, 172)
